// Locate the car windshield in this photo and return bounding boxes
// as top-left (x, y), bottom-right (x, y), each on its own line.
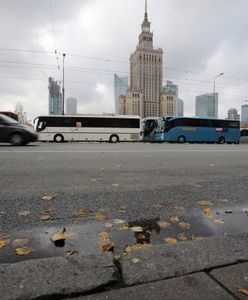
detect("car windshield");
top-left (0, 113), bottom-right (19, 124)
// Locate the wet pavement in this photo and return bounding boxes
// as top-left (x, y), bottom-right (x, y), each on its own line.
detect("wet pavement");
top-left (1, 204), bottom-right (247, 264)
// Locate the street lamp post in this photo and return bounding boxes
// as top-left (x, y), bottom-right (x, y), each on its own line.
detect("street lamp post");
top-left (62, 53), bottom-right (66, 115)
top-left (213, 72), bottom-right (224, 95)
top-left (213, 72), bottom-right (224, 118)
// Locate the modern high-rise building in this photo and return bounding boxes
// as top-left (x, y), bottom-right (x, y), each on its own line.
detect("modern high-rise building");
top-left (177, 99), bottom-right (184, 116)
top-left (66, 97), bottom-right (77, 114)
top-left (48, 77), bottom-right (62, 115)
top-left (120, 1), bottom-right (163, 118)
top-left (114, 74), bottom-right (128, 115)
top-left (195, 93), bottom-right (218, 118)
top-left (241, 104), bottom-right (248, 122)
top-left (226, 108), bottom-right (240, 120)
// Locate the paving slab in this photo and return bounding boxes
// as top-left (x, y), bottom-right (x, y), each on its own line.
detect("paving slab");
top-left (121, 234), bottom-right (248, 285)
top-left (210, 262), bottom-right (248, 299)
top-left (0, 253), bottom-right (118, 300)
top-left (70, 272), bottom-right (234, 300)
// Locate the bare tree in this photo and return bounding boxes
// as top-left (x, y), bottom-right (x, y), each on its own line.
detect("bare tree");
top-left (14, 102), bottom-right (26, 123)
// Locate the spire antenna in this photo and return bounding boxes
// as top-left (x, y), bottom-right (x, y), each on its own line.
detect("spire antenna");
top-left (144, 0), bottom-right (148, 21)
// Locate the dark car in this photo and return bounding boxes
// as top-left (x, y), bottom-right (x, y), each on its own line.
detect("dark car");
top-left (0, 113), bottom-right (38, 146)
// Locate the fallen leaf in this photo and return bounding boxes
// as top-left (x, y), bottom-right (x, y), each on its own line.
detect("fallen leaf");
top-left (210, 164), bottom-right (215, 167)
top-left (104, 223), bottom-right (113, 228)
top-left (151, 204), bottom-right (164, 208)
top-left (90, 178), bottom-right (97, 182)
top-left (212, 218), bottom-right (224, 224)
top-left (95, 213), bottom-right (108, 221)
top-left (238, 288), bottom-right (248, 296)
top-left (12, 238), bottom-right (29, 246)
top-left (178, 234), bottom-right (187, 241)
top-left (99, 168), bottom-right (105, 171)
top-left (189, 183), bottom-right (202, 188)
top-left (40, 215), bottom-right (50, 221)
top-left (136, 233), bottom-right (147, 240)
top-left (179, 222), bottom-right (191, 230)
top-left (0, 239), bottom-right (9, 248)
top-left (164, 237), bottom-right (177, 244)
top-left (66, 250), bottom-right (78, 256)
top-left (114, 254), bottom-right (121, 260)
top-left (192, 235), bottom-right (205, 241)
top-left (42, 195), bottom-right (55, 201)
top-left (17, 210), bottom-right (31, 217)
top-left (219, 199), bottom-right (229, 203)
top-left (51, 228), bottom-right (66, 242)
top-left (174, 205), bottom-right (185, 210)
top-left (118, 225), bottom-right (129, 231)
top-left (170, 216), bottom-right (179, 223)
top-left (73, 210), bottom-right (87, 218)
top-left (46, 207), bottom-right (54, 213)
top-left (131, 258), bottom-right (141, 264)
top-left (242, 208), bottom-right (248, 214)
top-left (112, 183), bottom-right (119, 187)
top-left (99, 232), bottom-right (114, 252)
top-left (203, 208), bottom-right (213, 218)
top-left (124, 243), bottom-right (151, 253)
top-left (130, 226), bottom-right (143, 232)
top-left (198, 200), bottom-right (212, 206)
top-left (15, 246), bottom-right (32, 255)
top-left (0, 209), bottom-right (6, 215)
top-left (156, 221), bottom-right (170, 228)
top-left (114, 219), bottom-right (125, 224)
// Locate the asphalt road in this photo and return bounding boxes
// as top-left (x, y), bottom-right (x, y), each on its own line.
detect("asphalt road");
top-left (1, 142), bottom-right (248, 262)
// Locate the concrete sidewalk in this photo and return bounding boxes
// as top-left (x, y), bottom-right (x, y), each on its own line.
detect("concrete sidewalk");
top-left (1, 233), bottom-right (248, 300)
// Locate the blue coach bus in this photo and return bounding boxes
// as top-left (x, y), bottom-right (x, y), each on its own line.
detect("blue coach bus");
top-left (143, 116), bottom-right (240, 144)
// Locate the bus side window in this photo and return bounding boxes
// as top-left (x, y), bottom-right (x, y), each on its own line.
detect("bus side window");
top-left (76, 122), bottom-right (82, 128)
top-left (37, 121), bottom-right (46, 131)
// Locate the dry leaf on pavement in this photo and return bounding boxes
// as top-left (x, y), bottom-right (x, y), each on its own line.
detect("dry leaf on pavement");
top-left (95, 213), bottom-right (108, 221)
top-left (131, 258), bottom-right (141, 264)
top-left (114, 219), bottom-right (125, 224)
top-left (164, 237), bottom-right (177, 244)
top-left (40, 215), bottom-right (50, 221)
top-left (118, 225), bottom-right (129, 231)
top-left (156, 220), bottom-right (170, 228)
top-left (178, 234), bottom-right (187, 241)
top-left (51, 228), bottom-right (66, 242)
top-left (124, 243), bottom-right (151, 253)
top-left (15, 246), bottom-right (32, 255)
top-left (212, 218), bottom-right (224, 224)
top-left (170, 216), bottom-right (179, 223)
top-left (112, 183), bottom-right (120, 187)
top-left (66, 250), bottom-right (78, 256)
top-left (174, 205), bottom-right (185, 210)
top-left (242, 208), bottom-right (248, 214)
top-left (12, 238), bottom-right (29, 246)
top-left (197, 200), bottom-right (212, 206)
top-left (151, 204), bottom-right (164, 208)
top-left (0, 239), bottom-right (9, 248)
top-left (42, 195), bottom-right (55, 201)
top-left (17, 210), bottom-right (31, 217)
top-left (238, 288), bottom-right (248, 296)
top-left (192, 235), bottom-right (205, 241)
top-left (130, 226), bottom-right (143, 232)
top-left (203, 208), bottom-right (213, 218)
top-left (179, 222), bottom-right (191, 230)
top-left (73, 210), bottom-right (87, 218)
top-left (99, 232), bottom-right (114, 252)
top-left (104, 223), bottom-right (113, 228)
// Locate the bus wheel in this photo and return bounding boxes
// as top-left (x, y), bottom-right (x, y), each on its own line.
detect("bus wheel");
top-left (178, 135), bottom-right (186, 143)
top-left (109, 135), bottom-right (119, 143)
top-left (54, 134), bottom-right (64, 143)
top-left (10, 133), bottom-right (26, 146)
top-left (218, 136), bottom-right (225, 144)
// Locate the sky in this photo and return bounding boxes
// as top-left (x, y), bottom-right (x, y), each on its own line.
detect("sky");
top-left (0, 0), bottom-right (248, 120)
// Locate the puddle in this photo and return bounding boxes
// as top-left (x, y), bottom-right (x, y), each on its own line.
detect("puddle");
top-left (0, 206), bottom-right (247, 264)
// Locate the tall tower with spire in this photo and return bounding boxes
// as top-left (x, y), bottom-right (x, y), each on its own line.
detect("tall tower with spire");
top-left (120, 0), bottom-right (163, 118)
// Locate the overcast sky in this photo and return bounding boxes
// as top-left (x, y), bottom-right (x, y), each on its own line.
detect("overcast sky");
top-left (0, 0), bottom-right (248, 120)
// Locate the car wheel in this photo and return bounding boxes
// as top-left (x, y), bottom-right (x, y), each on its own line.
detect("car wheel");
top-left (54, 134), bottom-right (64, 143)
top-left (10, 133), bottom-right (25, 146)
top-left (109, 135), bottom-right (119, 143)
top-left (218, 136), bottom-right (225, 144)
top-left (178, 135), bottom-right (186, 143)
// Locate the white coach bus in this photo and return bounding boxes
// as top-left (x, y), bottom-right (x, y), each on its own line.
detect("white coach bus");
top-left (34, 115), bottom-right (141, 143)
